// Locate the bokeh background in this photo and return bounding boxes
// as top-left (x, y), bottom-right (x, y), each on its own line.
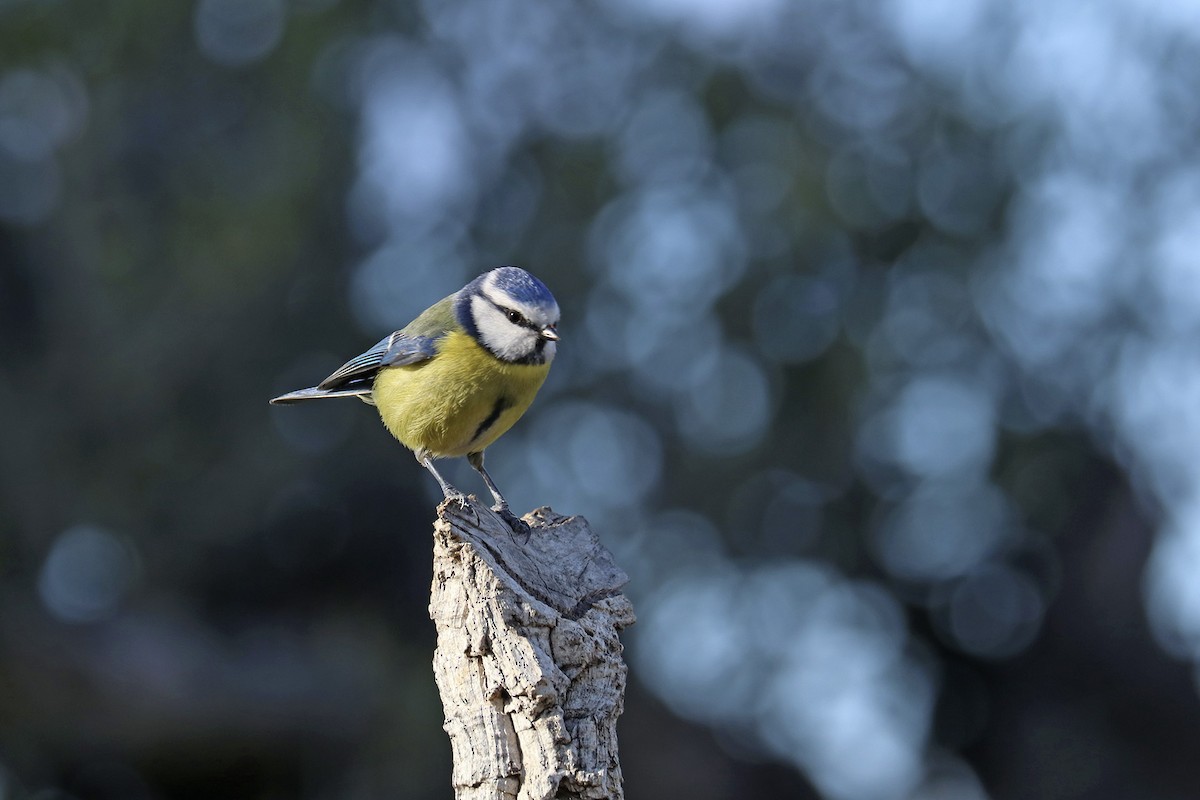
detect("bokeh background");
top-left (5, 0), bottom-right (1200, 798)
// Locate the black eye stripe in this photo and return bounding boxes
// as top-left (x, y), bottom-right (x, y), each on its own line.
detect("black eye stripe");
top-left (492, 301), bottom-right (539, 330)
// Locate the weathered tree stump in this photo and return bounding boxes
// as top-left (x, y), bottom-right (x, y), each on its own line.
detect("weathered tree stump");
top-left (429, 498), bottom-right (635, 800)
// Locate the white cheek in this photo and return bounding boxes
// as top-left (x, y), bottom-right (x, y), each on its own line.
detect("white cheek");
top-left (472, 297), bottom-right (533, 360)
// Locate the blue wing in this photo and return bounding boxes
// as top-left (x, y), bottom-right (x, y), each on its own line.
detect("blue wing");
top-left (316, 331), bottom-right (438, 391)
top-left (270, 331), bottom-right (440, 405)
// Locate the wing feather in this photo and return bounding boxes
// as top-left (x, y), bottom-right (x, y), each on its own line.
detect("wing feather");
top-left (269, 295), bottom-right (457, 405)
top-left (316, 331), bottom-right (439, 390)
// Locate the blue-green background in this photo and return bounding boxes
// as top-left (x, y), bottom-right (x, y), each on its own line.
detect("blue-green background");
top-left (4, 1), bottom-right (1200, 798)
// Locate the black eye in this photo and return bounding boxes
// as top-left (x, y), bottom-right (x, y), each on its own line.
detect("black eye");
top-left (505, 309), bottom-right (524, 324)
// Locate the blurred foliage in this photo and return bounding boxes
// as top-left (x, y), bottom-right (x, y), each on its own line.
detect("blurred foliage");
top-left (4, 1), bottom-right (1200, 799)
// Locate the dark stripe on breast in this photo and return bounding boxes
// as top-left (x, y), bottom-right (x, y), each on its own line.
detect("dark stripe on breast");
top-left (471, 395), bottom-right (512, 445)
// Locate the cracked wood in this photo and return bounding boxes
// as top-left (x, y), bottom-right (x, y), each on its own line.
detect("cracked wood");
top-left (429, 498), bottom-right (635, 800)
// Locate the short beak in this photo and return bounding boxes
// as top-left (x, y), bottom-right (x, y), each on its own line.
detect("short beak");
top-left (540, 325), bottom-right (560, 342)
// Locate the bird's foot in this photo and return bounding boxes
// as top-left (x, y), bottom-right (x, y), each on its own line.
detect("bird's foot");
top-left (441, 489), bottom-right (470, 508)
top-left (493, 505), bottom-right (531, 542)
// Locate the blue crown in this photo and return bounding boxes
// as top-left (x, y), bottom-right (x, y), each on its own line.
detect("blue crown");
top-left (489, 266), bottom-right (556, 308)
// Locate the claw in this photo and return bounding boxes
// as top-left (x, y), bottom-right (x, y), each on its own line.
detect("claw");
top-left (494, 505), bottom-right (531, 542)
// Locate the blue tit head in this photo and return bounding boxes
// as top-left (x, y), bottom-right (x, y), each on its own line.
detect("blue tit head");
top-left (457, 267), bottom-right (561, 365)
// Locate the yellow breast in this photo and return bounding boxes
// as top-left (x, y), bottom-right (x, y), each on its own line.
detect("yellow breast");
top-left (371, 330), bottom-right (551, 459)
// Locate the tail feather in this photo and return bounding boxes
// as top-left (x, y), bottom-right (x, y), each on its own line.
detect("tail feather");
top-left (270, 386), bottom-right (374, 405)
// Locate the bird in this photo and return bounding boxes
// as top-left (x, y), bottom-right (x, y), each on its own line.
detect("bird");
top-left (270, 266), bottom-right (560, 534)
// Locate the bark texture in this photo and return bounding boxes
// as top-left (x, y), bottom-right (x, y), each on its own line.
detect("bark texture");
top-left (429, 498), bottom-right (634, 800)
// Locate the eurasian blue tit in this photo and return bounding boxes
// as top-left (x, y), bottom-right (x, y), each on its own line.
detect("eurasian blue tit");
top-left (271, 266), bottom-right (560, 531)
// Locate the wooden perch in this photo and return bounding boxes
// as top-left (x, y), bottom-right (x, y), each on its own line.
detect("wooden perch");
top-left (429, 498), bottom-right (635, 800)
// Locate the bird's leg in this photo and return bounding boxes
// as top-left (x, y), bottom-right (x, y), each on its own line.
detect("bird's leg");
top-left (467, 451), bottom-right (530, 539)
top-left (466, 451), bottom-right (508, 510)
top-left (419, 453), bottom-right (466, 504)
